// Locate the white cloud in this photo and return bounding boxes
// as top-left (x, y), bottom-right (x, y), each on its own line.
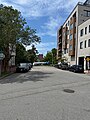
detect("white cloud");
top-left (36, 42), bottom-right (56, 55)
top-left (1, 0), bottom-right (85, 17)
top-left (26, 42), bottom-right (56, 55)
top-left (1, 0), bottom-right (85, 55)
top-left (13, 0), bottom-right (29, 5)
top-left (36, 42), bottom-right (55, 48)
top-left (40, 16), bottom-right (63, 37)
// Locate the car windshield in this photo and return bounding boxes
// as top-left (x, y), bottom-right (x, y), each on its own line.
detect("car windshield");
top-left (62, 62), bottom-right (68, 65)
top-left (20, 63), bottom-right (27, 67)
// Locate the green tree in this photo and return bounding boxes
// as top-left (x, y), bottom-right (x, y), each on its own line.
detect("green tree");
top-left (15, 44), bottom-right (27, 64)
top-left (51, 48), bottom-right (57, 64)
top-left (19, 26), bottom-right (41, 46)
top-left (0, 5), bottom-right (26, 71)
top-left (44, 48), bottom-right (57, 65)
top-left (26, 45), bottom-right (38, 64)
top-left (0, 4), bottom-right (41, 71)
top-left (0, 5), bottom-right (26, 48)
top-left (16, 44), bottom-right (39, 64)
top-left (44, 51), bottom-right (52, 64)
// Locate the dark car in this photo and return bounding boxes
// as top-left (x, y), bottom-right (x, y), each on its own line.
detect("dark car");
top-left (30, 63), bottom-right (33, 68)
top-left (16, 63), bottom-right (29, 72)
top-left (58, 62), bottom-right (68, 70)
top-left (27, 63), bottom-right (32, 70)
top-left (69, 65), bottom-right (84, 73)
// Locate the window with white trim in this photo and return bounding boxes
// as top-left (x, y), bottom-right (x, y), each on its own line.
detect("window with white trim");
top-left (80, 42), bottom-right (83, 49)
top-left (88, 39), bottom-right (90, 47)
top-left (80, 29), bottom-right (83, 36)
top-left (85, 40), bottom-right (87, 48)
top-left (70, 34), bottom-right (73, 40)
top-left (85, 27), bottom-right (87, 34)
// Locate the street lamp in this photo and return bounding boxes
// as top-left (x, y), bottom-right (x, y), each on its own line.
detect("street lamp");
top-left (0, 51), bottom-right (5, 76)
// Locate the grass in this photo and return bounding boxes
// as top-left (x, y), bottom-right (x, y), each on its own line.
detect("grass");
top-left (0, 71), bottom-right (10, 77)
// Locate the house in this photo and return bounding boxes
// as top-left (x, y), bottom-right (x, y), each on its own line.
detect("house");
top-left (38, 54), bottom-right (43, 61)
top-left (1, 44), bottom-right (16, 74)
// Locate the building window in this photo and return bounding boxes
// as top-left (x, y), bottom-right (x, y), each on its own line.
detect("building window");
top-left (70, 34), bottom-right (73, 40)
top-left (64, 49), bottom-right (66, 54)
top-left (80, 42), bottom-right (83, 49)
top-left (84, 10), bottom-right (90, 17)
top-left (69, 45), bottom-right (72, 50)
top-left (68, 21), bottom-right (69, 26)
top-left (80, 29), bottom-right (83, 36)
top-left (70, 24), bottom-right (73, 30)
top-left (89, 25), bottom-right (90, 33)
top-left (85, 27), bottom-right (87, 34)
top-left (85, 40), bottom-right (87, 48)
top-left (87, 11), bottom-right (90, 17)
top-left (88, 39), bottom-right (90, 47)
top-left (71, 56), bottom-right (75, 61)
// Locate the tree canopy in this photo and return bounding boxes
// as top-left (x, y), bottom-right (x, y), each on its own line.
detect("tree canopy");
top-left (19, 26), bottom-right (41, 46)
top-left (0, 4), bottom-right (41, 50)
top-left (0, 5), bottom-right (25, 50)
top-left (44, 48), bottom-right (57, 64)
top-left (15, 43), bottom-right (26, 64)
top-left (15, 44), bottom-right (38, 64)
top-left (0, 4), bottom-right (41, 71)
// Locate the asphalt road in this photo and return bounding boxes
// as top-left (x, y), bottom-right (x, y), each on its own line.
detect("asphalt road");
top-left (0, 66), bottom-right (90, 120)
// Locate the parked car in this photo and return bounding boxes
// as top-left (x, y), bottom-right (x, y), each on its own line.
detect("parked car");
top-left (54, 64), bottom-right (59, 68)
top-left (58, 62), bottom-right (68, 70)
top-left (27, 63), bottom-right (32, 70)
top-left (69, 65), bottom-right (84, 73)
top-left (30, 63), bottom-right (33, 68)
top-left (16, 63), bottom-right (29, 72)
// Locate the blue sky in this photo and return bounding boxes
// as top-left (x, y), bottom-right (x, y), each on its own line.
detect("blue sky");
top-left (0, 0), bottom-right (84, 55)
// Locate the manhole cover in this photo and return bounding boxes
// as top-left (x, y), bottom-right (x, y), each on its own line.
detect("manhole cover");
top-left (63, 89), bottom-right (75, 93)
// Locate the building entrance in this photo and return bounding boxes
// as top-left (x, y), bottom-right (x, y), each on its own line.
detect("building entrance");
top-left (86, 56), bottom-right (90, 70)
top-left (78, 57), bottom-right (84, 69)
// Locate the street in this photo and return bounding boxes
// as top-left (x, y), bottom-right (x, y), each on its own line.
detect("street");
top-left (0, 66), bottom-right (90, 120)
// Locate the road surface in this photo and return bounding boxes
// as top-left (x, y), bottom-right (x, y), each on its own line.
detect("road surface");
top-left (0, 66), bottom-right (90, 120)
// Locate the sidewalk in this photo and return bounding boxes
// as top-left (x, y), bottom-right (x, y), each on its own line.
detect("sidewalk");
top-left (84, 70), bottom-right (90, 75)
top-left (0, 72), bottom-right (15, 80)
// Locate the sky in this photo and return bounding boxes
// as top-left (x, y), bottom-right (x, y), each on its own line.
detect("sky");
top-left (0, 0), bottom-right (85, 55)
